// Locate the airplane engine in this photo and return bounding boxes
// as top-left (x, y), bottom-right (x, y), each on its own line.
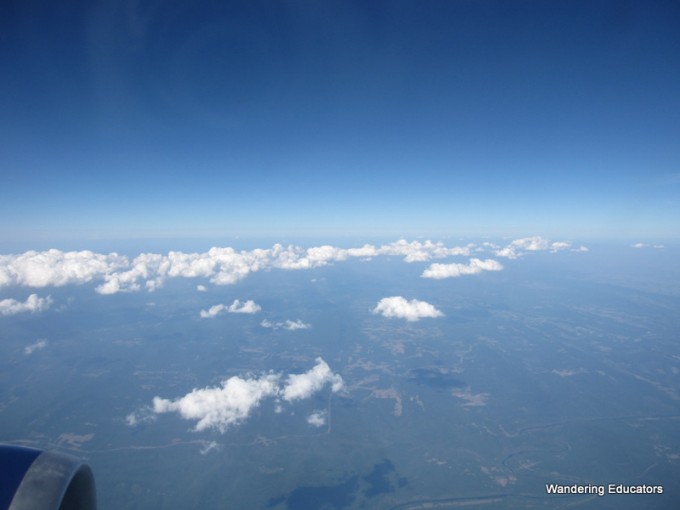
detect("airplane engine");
top-left (0, 444), bottom-right (96, 510)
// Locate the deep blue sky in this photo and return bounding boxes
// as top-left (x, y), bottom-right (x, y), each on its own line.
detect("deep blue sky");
top-left (2, 0), bottom-right (679, 242)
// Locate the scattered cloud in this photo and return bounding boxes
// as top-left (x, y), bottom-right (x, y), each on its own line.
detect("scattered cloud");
top-left (307, 410), bottom-right (327, 427)
top-left (125, 406), bottom-right (157, 427)
top-left (150, 358), bottom-right (342, 432)
top-left (153, 373), bottom-right (280, 432)
top-left (282, 358), bottom-right (344, 401)
top-left (228, 299), bottom-right (261, 314)
top-left (200, 304), bottom-right (227, 318)
top-left (494, 236), bottom-right (578, 259)
top-left (375, 240), bottom-right (473, 263)
top-left (512, 236), bottom-right (551, 251)
top-left (421, 258), bottom-right (503, 279)
top-left (196, 284), bottom-right (207, 292)
top-left (550, 242), bottom-right (570, 250)
top-left (24, 339), bottom-right (47, 355)
top-left (0, 294), bottom-right (52, 316)
top-left (200, 441), bottom-right (221, 455)
top-left (632, 243), bottom-right (665, 249)
top-left (261, 319), bottom-right (311, 330)
top-left (283, 319), bottom-right (310, 330)
top-left (200, 299), bottom-right (261, 318)
top-left (0, 238), bottom-right (580, 296)
top-left (372, 296), bottom-right (443, 322)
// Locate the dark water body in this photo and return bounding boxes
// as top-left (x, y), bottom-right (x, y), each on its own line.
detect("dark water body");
top-left (268, 475), bottom-right (359, 510)
top-left (269, 459), bottom-right (407, 509)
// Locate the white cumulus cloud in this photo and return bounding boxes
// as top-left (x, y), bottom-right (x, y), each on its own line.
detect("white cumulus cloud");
top-left (372, 296), bottom-right (443, 322)
top-left (421, 258), bottom-right (503, 279)
top-left (153, 373), bottom-right (280, 432)
top-left (494, 236), bottom-right (579, 259)
top-left (228, 299), bottom-right (261, 314)
top-left (150, 358), bottom-right (342, 432)
top-left (283, 319), bottom-right (310, 330)
top-left (200, 304), bottom-right (227, 318)
top-left (0, 294), bottom-right (52, 316)
top-left (307, 410), bottom-right (327, 428)
top-left (375, 239), bottom-right (473, 263)
top-left (200, 299), bottom-right (261, 318)
top-left (282, 358), bottom-right (344, 402)
top-left (0, 249), bottom-right (127, 288)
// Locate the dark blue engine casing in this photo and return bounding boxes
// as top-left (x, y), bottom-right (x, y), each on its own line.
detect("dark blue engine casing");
top-left (0, 445), bottom-right (96, 510)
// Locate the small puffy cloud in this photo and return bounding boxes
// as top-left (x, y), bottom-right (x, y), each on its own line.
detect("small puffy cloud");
top-left (632, 243), bottom-right (646, 248)
top-left (283, 319), bottom-right (310, 330)
top-left (150, 358), bottom-right (342, 432)
top-left (421, 258), bottom-right (503, 279)
top-left (307, 410), bottom-right (327, 428)
top-left (372, 296), bottom-right (443, 322)
top-left (511, 236), bottom-right (550, 251)
top-left (196, 285), bottom-right (207, 292)
top-left (550, 242), bottom-right (570, 251)
top-left (572, 245), bottom-right (589, 252)
top-left (227, 299), bottom-right (261, 314)
top-left (24, 339), bottom-right (47, 355)
top-left (494, 236), bottom-right (580, 259)
top-left (261, 318), bottom-right (310, 330)
top-left (200, 304), bottom-right (227, 318)
top-left (200, 299), bottom-right (262, 318)
top-left (0, 294), bottom-right (52, 316)
top-left (282, 358), bottom-right (344, 401)
top-left (494, 247), bottom-right (518, 259)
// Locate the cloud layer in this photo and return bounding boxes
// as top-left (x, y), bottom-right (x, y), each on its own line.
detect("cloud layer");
top-left (372, 296), bottom-right (443, 322)
top-left (0, 237), bottom-right (580, 296)
top-left (151, 358), bottom-right (343, 432)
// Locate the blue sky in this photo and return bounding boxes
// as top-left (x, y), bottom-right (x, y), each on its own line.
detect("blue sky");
top-left (1, 0), bottom-right (679, 242)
